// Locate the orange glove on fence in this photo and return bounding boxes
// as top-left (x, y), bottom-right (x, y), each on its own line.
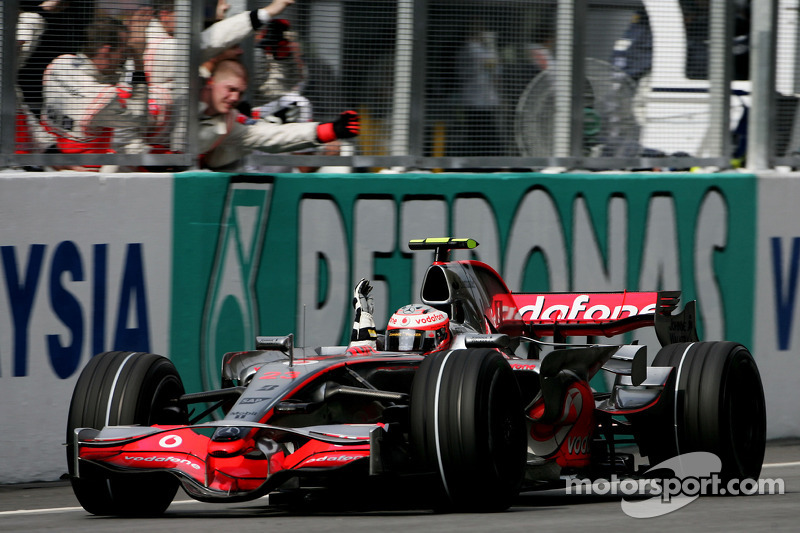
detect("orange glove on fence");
top-left (316, 110), bottom-right (360, 143)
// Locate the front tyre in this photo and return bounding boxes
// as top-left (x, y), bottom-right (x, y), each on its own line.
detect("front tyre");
top-left (66, 351), bottom-right (187, 516)
top-left (410, 349), bottom-right (527, 512)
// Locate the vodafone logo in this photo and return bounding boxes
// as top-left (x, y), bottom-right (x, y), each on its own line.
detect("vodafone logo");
top-left (305, 454), bottom-right (363, 464)
top-left (159, 434), bottom-right (182, 448)
top-left (389, 304), bottom-right (449, 329)
top-left (567, 435), bottom-right (590, 455)
top-left (123, 455), bottom-right (201, 470)
top-left (414, 313), bottom-right (446, 325)
top-left (519, 294), bottom-right (656, 322)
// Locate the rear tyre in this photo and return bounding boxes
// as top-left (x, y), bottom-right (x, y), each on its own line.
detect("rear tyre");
top-left (410, 349), bottom-right (527, 512)
top-left (642, 342), bottom-right (766, 482)
top-left (66, 351), bottom-right (187, 516)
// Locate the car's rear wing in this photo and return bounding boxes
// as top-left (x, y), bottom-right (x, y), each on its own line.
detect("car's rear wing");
top-left (408, 237), bottom-right (699, 346)
top-left (496, 290), bottom-right (699, 345)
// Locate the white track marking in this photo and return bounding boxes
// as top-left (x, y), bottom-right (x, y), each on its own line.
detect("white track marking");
top-left (0, 506), bottom-right (84, 516)
top-left (0, 499), bottom-right (201, 517)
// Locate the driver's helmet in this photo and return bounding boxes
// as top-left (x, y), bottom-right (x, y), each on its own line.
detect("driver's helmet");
top-left (386, 304), bottom-right (451, 354)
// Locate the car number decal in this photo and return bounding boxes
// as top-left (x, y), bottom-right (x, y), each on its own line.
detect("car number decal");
top-left (258, 371), bottom-right (300, 380)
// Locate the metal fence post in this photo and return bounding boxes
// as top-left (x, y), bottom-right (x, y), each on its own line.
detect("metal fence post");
top-left (747, 0), bottom-right (777, 170)
top-left (390, 0), bottom-right (414, 162)
top-left (707, 0), bottom-right (733, 161)
top-left (408, 0), bottom-right (428, 165)
top-left (554, 0), bottom-right (586, 160)
top-left (186, 0), bottom-right (205, 168)
top-left (1, 0), bottom-right (20, 166)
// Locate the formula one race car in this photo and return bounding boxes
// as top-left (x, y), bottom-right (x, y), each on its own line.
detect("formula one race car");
top-left (66, 237), bottom-right (767, 516)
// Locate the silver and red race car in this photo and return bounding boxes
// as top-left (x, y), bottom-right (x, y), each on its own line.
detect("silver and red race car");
top-left (66, 237), bottom-right (766, 515)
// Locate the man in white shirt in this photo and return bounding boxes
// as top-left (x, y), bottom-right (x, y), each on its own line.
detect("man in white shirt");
top-left (41, 11), bottom-right (153, 165)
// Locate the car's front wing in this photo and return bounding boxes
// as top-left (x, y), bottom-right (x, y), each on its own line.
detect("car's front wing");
top-left (72, 421), bottom-right (387, 502)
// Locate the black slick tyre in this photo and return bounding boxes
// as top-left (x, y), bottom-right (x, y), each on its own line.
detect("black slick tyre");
top-left (66, 351), bottom-right (187, 516)
top-left (410, 348), bottom-right (527, 512)
top-left (643, 341), bottom-right (766, 482)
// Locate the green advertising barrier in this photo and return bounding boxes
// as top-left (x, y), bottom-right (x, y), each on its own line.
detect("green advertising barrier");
top-left (171, 172), bottom-right (757, 394)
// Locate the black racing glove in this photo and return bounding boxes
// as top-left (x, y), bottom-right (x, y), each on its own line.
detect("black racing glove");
top-left (316, 110), bottom-right (360, 143)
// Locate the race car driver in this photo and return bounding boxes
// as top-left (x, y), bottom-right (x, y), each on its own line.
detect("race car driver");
top-left (385, 304), bottom-right (452, 355)
top-left (346, 279), bottom-right (452, 356)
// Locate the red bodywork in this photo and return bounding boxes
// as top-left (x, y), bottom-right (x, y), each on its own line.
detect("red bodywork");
top-left (77, 422), bottom-right (375, 495)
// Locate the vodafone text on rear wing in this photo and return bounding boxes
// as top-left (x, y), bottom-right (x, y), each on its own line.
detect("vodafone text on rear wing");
top-left (496, 290), bottom-right (699, 344)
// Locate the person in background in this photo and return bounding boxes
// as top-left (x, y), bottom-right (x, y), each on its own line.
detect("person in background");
top-left (244, 18), bottom-right (341, 172)
top-left (610, 8), bottom-right (653, 85)
top-left (198, 59), bottom-right (359, 170)
top-left (212, 0), bottom-right (231, 22)
top-left (147, 0), bottom-right (295, 83)
top-left (455, 23), bottom-right (503, 157)
top-left (255, 18), bottom-right (311, 121)
top-left (602, 7), bottom-right (653, 158)
top-left (40, 11), bottom-right (153, 170)
top-left (144, 0), bottom-right (297, 152)
top-left (18, 0), bottom-right (96, 119)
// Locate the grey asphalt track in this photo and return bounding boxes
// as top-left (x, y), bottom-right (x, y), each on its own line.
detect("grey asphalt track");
top-left (1, 439), bottom-right (798, 532)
